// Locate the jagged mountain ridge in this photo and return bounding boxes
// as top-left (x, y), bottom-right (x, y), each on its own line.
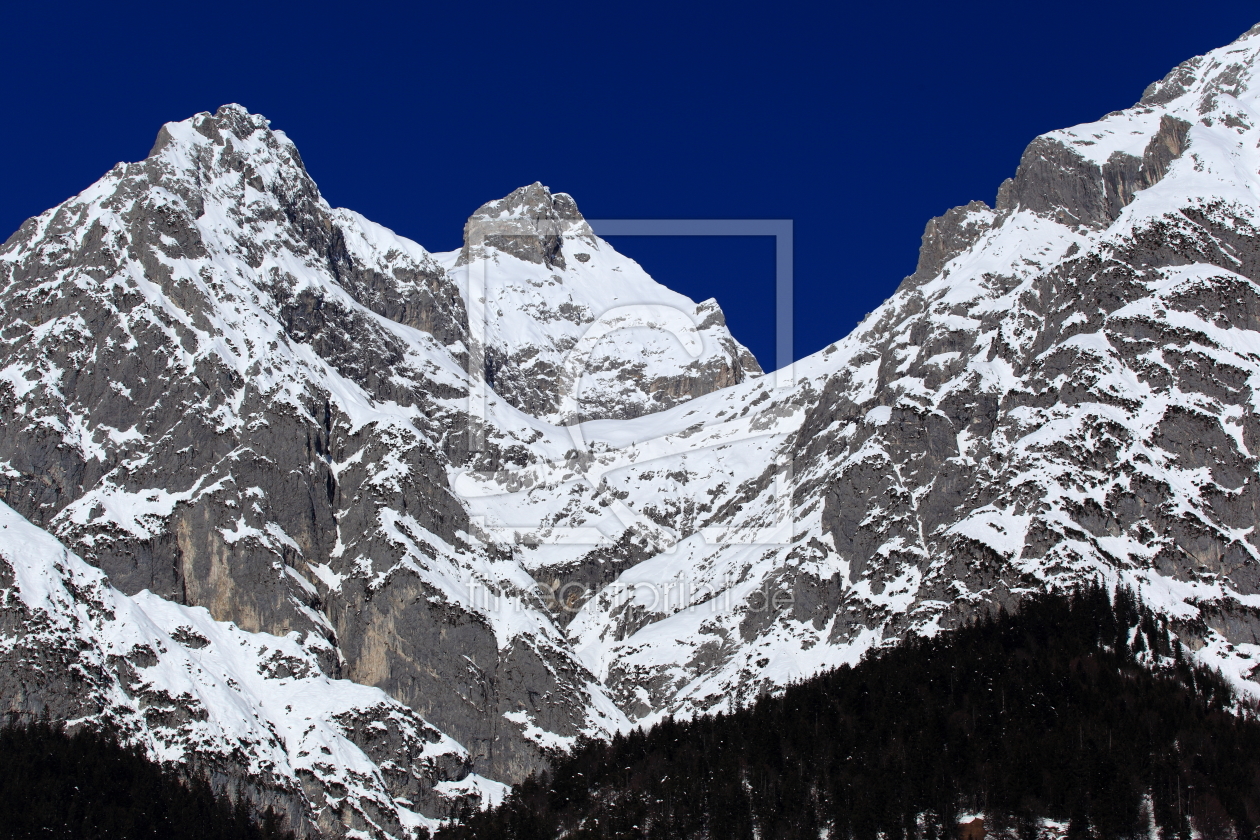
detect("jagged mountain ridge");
top-left (0, 106), bottom-right (620, 792)
top-left (4, 23), bottom-right (1260, 840)
top-left (545, 22), bottom-right (1260, 722)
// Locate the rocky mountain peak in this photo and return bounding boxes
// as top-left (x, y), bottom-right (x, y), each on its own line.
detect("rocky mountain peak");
top-left (901, 24), bottom-right (1260, 298)
top-left (149, 104), bottom-right (276, 154)
top-left (145, 103), bottom-right (317, 208)
top-left (986, 25), bottom-right (1260, 234)
top-left (459, 182), bottom-right (596, 269)
top-left (475, 181), bottom-right (582, 222)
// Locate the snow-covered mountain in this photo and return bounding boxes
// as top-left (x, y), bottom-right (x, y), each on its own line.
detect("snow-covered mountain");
top-left (4, 22), bottom-right (1260, 839)
top-left (0, 106), bottom-right (656, 793)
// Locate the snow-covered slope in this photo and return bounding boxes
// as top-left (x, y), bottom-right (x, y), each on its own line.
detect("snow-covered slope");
top-left (0, 99), bottom-right (757, 835)
top-left (6, 22), bottom-right (1260, 839)
top-left (524, 23), bottom-right (1260, 722)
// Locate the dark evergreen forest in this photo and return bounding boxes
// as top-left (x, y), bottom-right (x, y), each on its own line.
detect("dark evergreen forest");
top-left (437, 587), bottom-right (1260, 840)
top-left (0, 720), bottom-right (293, 840)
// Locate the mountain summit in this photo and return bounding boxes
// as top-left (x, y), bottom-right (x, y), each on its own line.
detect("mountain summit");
top-left (450, 180), bottom-right (761, 423)
top-left (459, 181), bottom-right (593, 269)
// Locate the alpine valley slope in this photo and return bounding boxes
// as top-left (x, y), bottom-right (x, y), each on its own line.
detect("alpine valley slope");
top-left (478, 22), bottom-right (1260, 724)
top-left (4, 21), bottom-right (1260, 839)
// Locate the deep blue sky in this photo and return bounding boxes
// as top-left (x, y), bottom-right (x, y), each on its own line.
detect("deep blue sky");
top-left (4, 3), bottom-right (1258, 370)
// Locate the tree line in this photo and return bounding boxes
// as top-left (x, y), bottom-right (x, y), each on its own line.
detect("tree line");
top-left (0, 718), bottom-right (294, 840)
top-left (437, 585), bottom-right (1260, 839)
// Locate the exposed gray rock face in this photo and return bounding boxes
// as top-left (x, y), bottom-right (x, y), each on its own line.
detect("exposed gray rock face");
top-left (0, 499), bottom-right (494, 838)
top-left (995, 113), bottom-right (1191, 229)
top-left (908, 200), bottom-right (996, 284)
top-left (459, 182), bottom-right (593, 271)
top-left (911, 109), bottom-right (1188, 288)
